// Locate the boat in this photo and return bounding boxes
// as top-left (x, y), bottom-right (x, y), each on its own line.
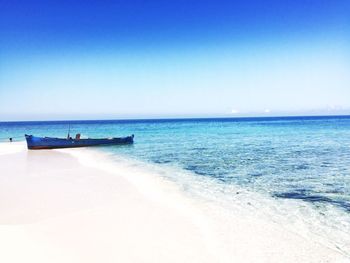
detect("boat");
top-left (25, 134), bottom-right (134, 150)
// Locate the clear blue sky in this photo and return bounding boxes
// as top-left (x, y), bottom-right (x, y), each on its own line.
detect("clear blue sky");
top-left (0, 0), bottom-right (349, 121)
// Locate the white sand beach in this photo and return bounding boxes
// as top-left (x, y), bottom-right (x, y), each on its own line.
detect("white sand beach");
top-left (0, 142), bottom-right (348, 263)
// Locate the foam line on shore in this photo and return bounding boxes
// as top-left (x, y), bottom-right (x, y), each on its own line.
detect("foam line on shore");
top-left (61, 147), bottom-right (350, 261)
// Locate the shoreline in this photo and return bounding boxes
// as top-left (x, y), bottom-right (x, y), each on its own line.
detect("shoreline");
top-left (0, 142), bottom-right (348, 262)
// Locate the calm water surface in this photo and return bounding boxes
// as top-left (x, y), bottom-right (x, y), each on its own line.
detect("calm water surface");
top-left (1, 116), bottom-right (349, 212)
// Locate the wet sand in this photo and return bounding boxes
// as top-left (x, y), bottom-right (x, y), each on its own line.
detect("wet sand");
top-left (0, 142), bottom-right (347, 262)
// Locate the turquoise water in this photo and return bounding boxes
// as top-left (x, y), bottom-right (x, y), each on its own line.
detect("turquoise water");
top-left (2, 116), bottom-right (349, 213)
top-left (1, 116), bottom-right (350, 253)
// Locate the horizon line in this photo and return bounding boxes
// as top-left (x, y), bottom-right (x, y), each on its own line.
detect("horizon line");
top-left (1, 114), bottom-right (350, 124)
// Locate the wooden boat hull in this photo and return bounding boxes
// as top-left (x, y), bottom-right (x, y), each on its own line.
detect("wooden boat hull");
top-left (25, 134), bottom-right (134, 150)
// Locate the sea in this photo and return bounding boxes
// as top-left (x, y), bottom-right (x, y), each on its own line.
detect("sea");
top-left (1, 115), bottom-right (349, 254)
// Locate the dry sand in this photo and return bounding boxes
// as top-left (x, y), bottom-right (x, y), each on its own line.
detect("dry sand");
top-left (0, 142), bottom-right (348, 262)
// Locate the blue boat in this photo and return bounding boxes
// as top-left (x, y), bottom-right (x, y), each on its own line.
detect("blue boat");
top-left (25, 134), bottom-right (134, 150)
